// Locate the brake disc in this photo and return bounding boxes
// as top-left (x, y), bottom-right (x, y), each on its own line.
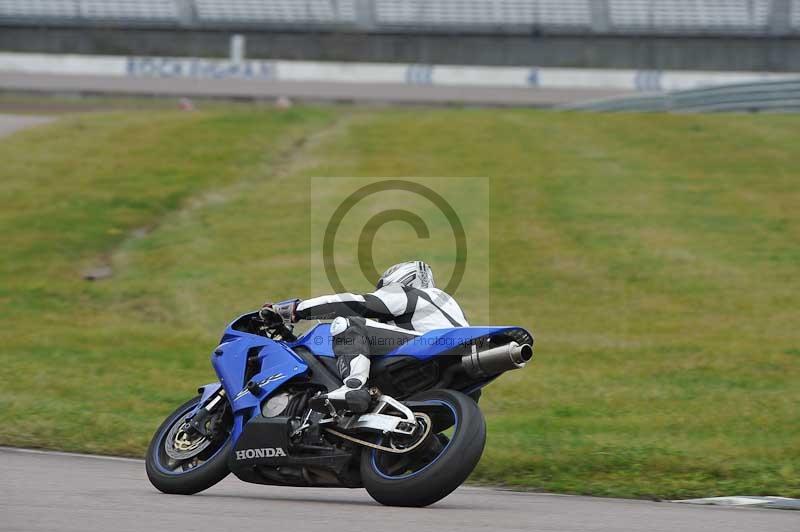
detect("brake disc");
top-left (164, 420), bottom-right (213, 460)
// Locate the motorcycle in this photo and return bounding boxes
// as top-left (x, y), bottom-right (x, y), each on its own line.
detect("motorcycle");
top-left (146, 305), bottom-right (534, 507)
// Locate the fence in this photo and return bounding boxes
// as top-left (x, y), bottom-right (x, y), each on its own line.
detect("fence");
top-left (566, 79), bottom-right (800, 112)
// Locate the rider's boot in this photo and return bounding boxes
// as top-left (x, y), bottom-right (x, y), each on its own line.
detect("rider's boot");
top-left (311, 354), bottom-right (371, 414)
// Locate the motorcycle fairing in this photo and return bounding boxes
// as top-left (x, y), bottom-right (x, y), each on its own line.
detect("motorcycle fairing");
top-left (211, 324), bottom-right (311, 443)
top-left (213, 313), bottom-right (532, 444)
top-left (288, 323), bottom-right (335, 357)
top-left (212, 338), bottom-right (307, 408)
top-left (291, 322), bottom-right (533, 362)
top-left (380, 326), bottom-right (532, 361)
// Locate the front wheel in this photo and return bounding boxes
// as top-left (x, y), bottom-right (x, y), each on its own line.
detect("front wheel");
top-left (360, 389), bottom-right (486, 507)
top-left (145, 395), bottom-right (233, 495)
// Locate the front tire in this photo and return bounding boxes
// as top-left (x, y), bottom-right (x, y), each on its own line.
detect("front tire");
top-left (360, 389), bottom-right (486, 507)
top-left (145, 396), bottom-right (232, 495)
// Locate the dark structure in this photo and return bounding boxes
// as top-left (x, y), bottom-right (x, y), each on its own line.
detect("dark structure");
top-left (1, 0), bottom-right (800, 72)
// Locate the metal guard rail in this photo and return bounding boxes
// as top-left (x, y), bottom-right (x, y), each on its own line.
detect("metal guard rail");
top-left (566, 79), bottom-right (800, 113)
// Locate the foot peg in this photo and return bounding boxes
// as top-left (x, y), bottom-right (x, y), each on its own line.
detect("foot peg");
top-left (344, 389), bottom-right (371, 413)
top-left (309, 395), bottom-right (332, 414)
top-left (310, 389), bottom-right (371, 415)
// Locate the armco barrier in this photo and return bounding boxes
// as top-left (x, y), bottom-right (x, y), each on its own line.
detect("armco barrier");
top-left (565, 79), bottom-right (800, 112)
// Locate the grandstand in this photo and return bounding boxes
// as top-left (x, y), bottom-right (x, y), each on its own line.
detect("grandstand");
top-left (0, 0), bottom-right (797, 35)
top-left (1, 1), bottom-right (799, 72)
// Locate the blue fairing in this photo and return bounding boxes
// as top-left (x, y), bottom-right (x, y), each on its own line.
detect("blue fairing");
top-left (290, 322), bottom-right (531, 362)
top-left (288, 323), bottom-right (334, 357)
top-left (380, 326), bottom-right (531, 361)
top-left (209, 312), bottom-right (532, 446)
top-left (210, 313), bottom-right (311, 443)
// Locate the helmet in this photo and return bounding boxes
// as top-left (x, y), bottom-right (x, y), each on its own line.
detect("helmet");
top-left (376, 261), bottom-right (435, 290)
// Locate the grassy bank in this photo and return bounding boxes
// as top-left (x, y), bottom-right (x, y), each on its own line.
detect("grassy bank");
top-left (1, 103), bottom-right (798, 499)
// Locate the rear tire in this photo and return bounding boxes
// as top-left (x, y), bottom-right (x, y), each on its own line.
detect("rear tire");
top-left (145, 396), bottom-right (232, 495)
top-left (360, 389), bottom-right (486, 507)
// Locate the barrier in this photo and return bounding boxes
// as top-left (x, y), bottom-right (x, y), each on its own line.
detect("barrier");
top-left (565, 79), bottom-right (800, 112)
top-left (0, 52), bottom-right (798, 92)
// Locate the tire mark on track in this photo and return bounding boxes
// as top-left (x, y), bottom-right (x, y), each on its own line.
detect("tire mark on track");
top-left (81, 111), bottom-right (353, 281)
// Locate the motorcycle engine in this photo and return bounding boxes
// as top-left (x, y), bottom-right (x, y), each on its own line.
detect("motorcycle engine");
top-left (262, 392), bottom-right (291, 417)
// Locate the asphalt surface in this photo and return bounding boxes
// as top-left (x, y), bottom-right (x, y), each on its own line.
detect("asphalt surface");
top-left (1, 448), bottom-right (796, 532)
top-left (0, 72), bottom-right (628, 107)
top-left (0, 113), bottom-right (52, 138)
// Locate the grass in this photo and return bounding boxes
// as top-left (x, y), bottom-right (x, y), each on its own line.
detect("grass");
top-left (0, 101), bottom-right (798, 499)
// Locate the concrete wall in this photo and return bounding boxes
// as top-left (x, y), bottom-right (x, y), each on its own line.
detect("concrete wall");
top-left (2, 26), bottom-right (800, 72)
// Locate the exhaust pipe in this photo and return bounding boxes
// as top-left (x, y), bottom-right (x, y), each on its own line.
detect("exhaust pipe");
top-left (461, 341), bottom-right (533, 378)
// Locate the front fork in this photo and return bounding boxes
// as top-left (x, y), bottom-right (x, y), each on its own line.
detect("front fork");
top-left (185, 385), bottom-right (227, 437)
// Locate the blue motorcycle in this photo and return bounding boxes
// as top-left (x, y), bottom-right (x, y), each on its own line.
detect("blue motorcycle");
top-left (146, 309), bottom-right (534, 507)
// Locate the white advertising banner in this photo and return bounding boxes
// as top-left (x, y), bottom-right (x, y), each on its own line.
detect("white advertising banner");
top-left (0, 52), bottom-right (797, 92)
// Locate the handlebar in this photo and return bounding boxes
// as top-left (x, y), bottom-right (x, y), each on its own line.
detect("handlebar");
top-left (251, 314), bottom-right (297, 342)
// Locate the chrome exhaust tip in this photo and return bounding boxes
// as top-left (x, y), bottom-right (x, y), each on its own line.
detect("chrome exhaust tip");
top-left (513, 343), bottom-right (533, 364)
top-left (461, 341), bottom-right (534, 378)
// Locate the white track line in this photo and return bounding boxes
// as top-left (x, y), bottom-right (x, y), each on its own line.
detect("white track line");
top-left (672, 496), bottom-right (800, 509)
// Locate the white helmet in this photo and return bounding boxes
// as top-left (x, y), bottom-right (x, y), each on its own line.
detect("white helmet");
top-left (376, 261), bottom-right (435, 290)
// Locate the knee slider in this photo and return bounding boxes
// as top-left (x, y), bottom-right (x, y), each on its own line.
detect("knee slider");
top-left (330, 317), bottom-right (349, 336)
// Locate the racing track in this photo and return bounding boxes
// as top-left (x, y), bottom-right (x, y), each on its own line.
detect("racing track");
top-left (0, 72), bottom-right (627, 107)
top-left (0, 114), bottom-right (52, 138)
top-left (1, 448), bottom-right (796, 532)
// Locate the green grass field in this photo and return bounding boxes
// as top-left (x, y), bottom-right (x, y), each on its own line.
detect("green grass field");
top-left (1, 101), bottom-right (798, 499)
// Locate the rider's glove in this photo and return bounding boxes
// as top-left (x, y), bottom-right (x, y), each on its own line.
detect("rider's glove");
top-left (273, 298), bottom-right (300, 323)
top-left (258, 303), bottom-right (283, 326)
top-left (259, 299), bottom-right (300, 325)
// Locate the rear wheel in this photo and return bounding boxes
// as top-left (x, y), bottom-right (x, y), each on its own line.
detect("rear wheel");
top-left (360, 389), bottom-right (486, 507)
top-left (145, 396), bottom-right (232, 495)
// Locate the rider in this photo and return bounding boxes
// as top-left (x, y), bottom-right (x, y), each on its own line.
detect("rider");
top-left (259, 261), bottom-right (469, 411)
